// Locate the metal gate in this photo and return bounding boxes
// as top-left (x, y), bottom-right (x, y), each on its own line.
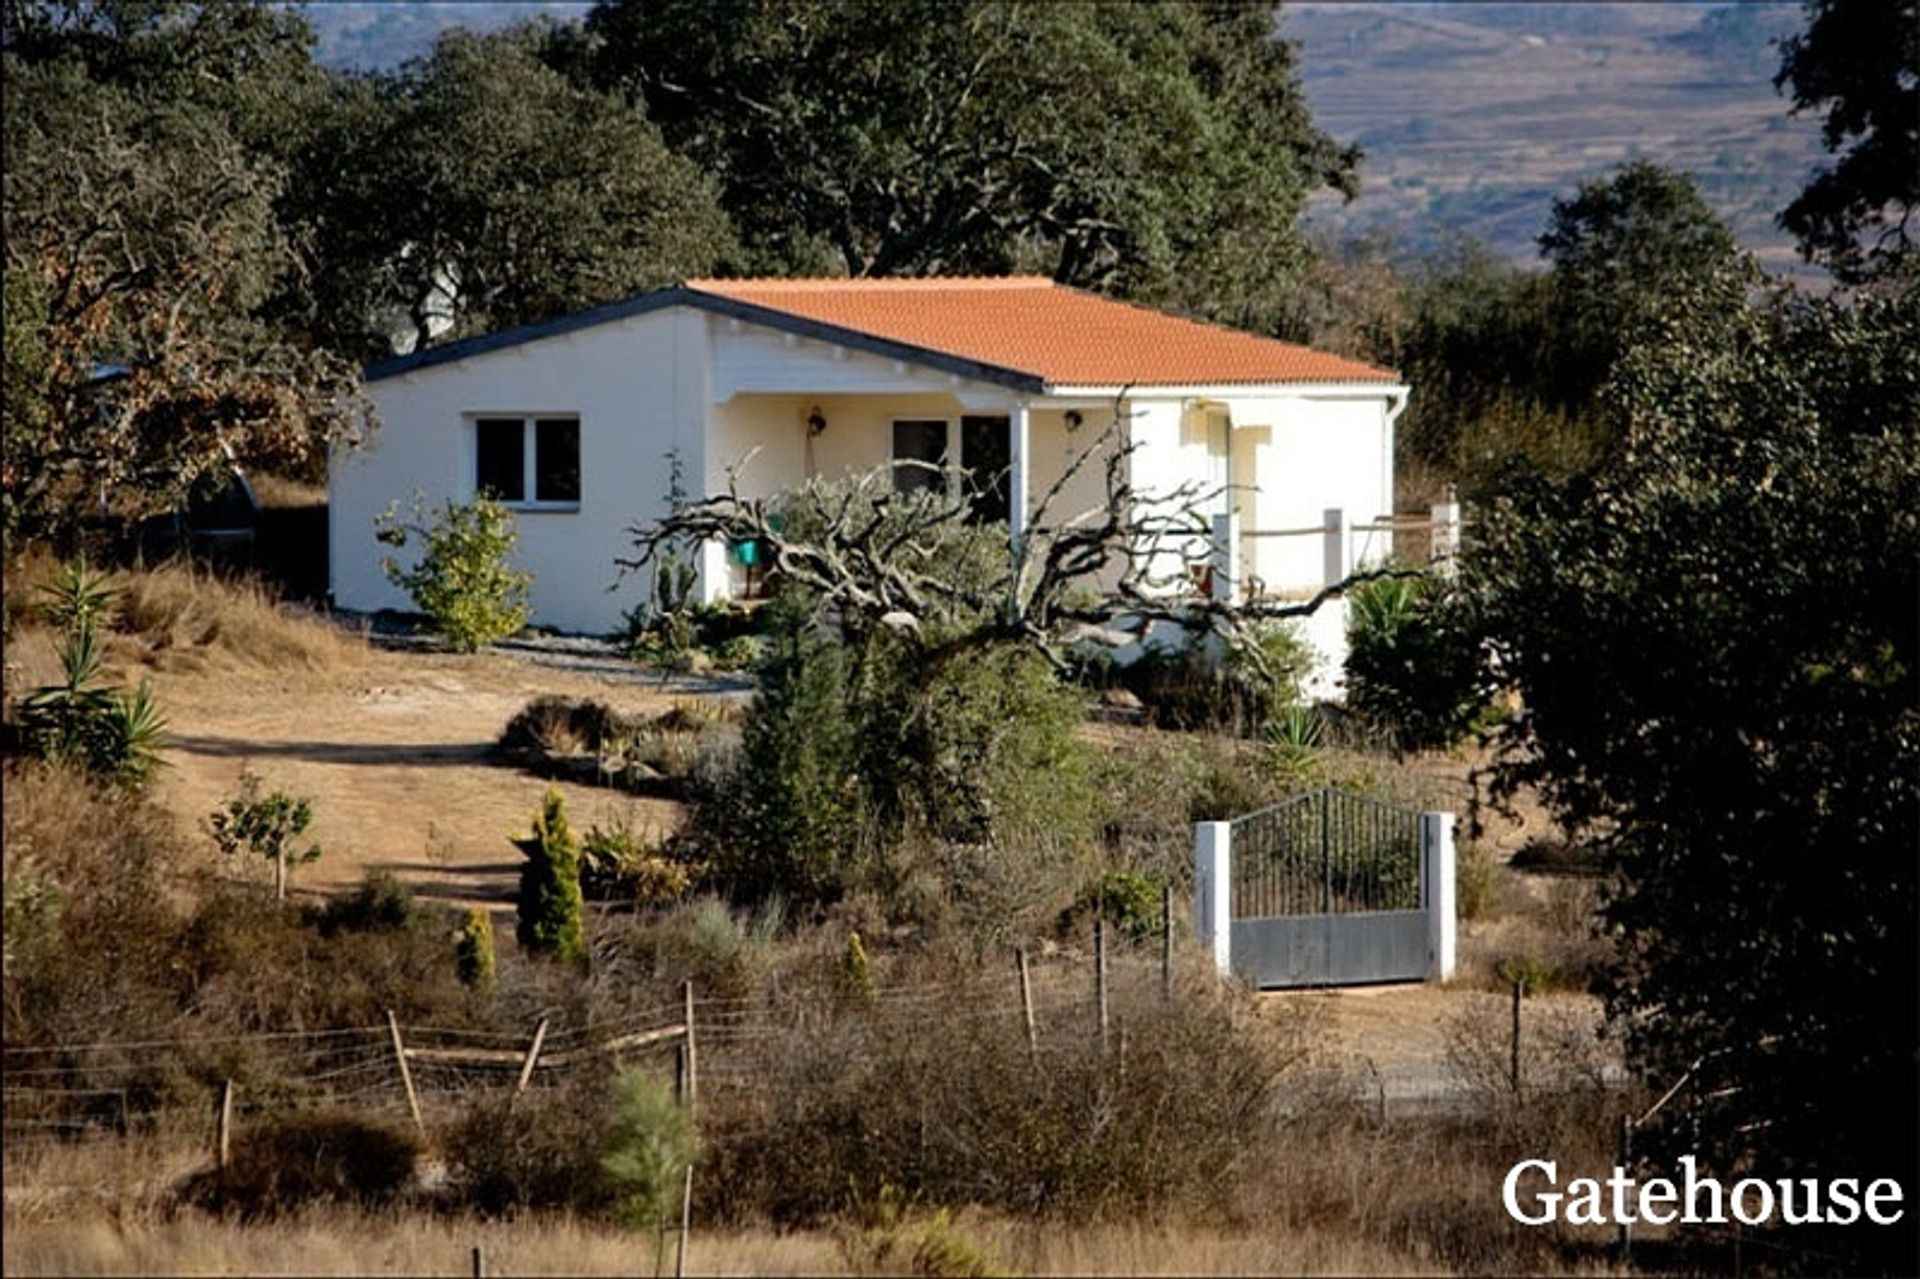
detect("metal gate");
top-left (1227, 786), bottom-right (1429, 987)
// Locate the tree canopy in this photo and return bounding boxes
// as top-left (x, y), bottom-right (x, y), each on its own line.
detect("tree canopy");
top-left (1463, 274), bottom-right (1919, 1268)
top-left (293, 25), bottom-right (736, 360)
top-left (1775, 0), bottom-right (1920, 283)
top-left (572, 0), bottom-right (1359, 332)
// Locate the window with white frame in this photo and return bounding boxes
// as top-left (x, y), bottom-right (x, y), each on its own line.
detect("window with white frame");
top-left (473, 415), bottom-right (580, 507)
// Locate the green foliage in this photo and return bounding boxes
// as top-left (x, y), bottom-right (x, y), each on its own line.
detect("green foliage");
top-left (208, 768), bottom-right (321, 898)
top-left (515, 788), bottom-right (585, 963)
top-left (1465, 276), bottom-right (1920, 1269)
top-left (1123, 620), bottom-right (1312, 735)
top-left (1060, 869), bottom-right (1164, 943)
top-left (839, 931), bottom-right (873, 1005)
top-left (687, 592), bottom-right (1092, 914)
top-left (376, 494), bottom-right (531, 651)
top-left (576, 0), bottom-right (1355, 330)
top-left (1344, 572), bottom-right (1491, 752)
top-left (318, 870), bottom-right (416, 936)
top-left (17, 560), bottom-right (167, 789)
top-left (581, 819), bottom-right (692, 906)
top-left (599, 1069), bottom-right (697, 1229)
top-left (455, 908), bottom-right (496, 993)
top-left (293, 26), bottom-right (735, 360)
top-left (1774, 0), bottom-right (1919, 283)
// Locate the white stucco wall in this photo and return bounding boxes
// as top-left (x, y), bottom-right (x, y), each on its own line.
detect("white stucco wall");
top-left (330, 307), bottom-right (707, 635)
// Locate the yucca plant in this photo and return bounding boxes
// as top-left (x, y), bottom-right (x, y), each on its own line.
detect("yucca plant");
top-left (18, 558), bottom-right (168, 787)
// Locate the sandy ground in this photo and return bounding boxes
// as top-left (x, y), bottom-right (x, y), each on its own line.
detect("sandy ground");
top-left (139, 640), bottom-right (739, 913)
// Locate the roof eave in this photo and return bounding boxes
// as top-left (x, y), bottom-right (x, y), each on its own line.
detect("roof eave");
top-left (363, 285), bottom-right (1049, 395)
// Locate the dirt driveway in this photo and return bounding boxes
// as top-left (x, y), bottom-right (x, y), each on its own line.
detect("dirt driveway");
top-left (144, 639), bottom-right (738, 912)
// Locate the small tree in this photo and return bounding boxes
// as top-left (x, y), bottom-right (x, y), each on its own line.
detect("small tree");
top-left (376, 494), bottom-right (531, 651)
top-left (515, 787), bottom-right (584, 963)
top-left (455, 907), bottom-right (496, 993)
top-left (209, 768), bottom-right (321, 902)
top-left (599, 1068), bottom-right (697, 1231)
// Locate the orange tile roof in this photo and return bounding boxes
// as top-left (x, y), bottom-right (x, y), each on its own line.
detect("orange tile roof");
top-left (684, 276), bottom-right (1398, 387)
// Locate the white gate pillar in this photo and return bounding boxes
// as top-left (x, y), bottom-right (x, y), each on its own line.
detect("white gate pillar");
top-left (1421, 811), bottom-right (1457, 981)
top-left (1193, 820), bottom-right (1232, 976)
top-left (1430, 498), bottom-right (1462, 576)
top-left (1008, 402), bottom-right (1031, 554)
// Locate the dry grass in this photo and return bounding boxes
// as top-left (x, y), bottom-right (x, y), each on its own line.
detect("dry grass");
top-left (112, 560), bottom-right (368, 683)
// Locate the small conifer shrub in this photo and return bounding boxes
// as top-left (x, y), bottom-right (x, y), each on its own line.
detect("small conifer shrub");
top-left (456, 907), bottom-right (496, 992)
top-left (515, 788), bottom-right (584, 962)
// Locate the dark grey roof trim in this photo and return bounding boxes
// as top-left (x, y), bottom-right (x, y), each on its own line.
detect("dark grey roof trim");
top-left (363, 285), bottom-right (1048, 394)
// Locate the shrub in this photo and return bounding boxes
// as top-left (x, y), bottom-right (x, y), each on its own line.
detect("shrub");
top-left (1121, 619), bottom-right (1311, 735)
top-left (581, 818), bottom-right (692, 906)
top-left (600, 1069), bottom-right (697, 1228)
top-left (207, 769), bottom-right (321, 902)
top-left (1058, 869), bottom-right (1163, 942)
top-left (456, 908), bottom-right (496, 992)
top-left (1344, 572), bottom-right (1490, 752)
top-left (317, 870), bottom-right (414, 934)
top-left (191, 1110), bottom-right (419, 1219)
top-left (515, 788), bottom-right (585, 963)
top-left (16, 558), bottom-right (167, 788)
top-left (376, 494), bottom-right (530, 651)
top-left (444, 1079), bottom-right (618, 1215)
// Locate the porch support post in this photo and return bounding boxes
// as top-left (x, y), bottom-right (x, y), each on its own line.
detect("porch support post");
top-left (1008, 402), bottom-right (1031, 553)
top-left (1430, 492), bottom-right (1462, 576)
top-left (1323, 506), bottom-right (1349, 587)
top-left (1209, 512), bottom-right (1241, 605)
top-left (1193, 820), bottom-right (1233, 977)
top-left (695, 539), bottom-right (730, 607)
top-left (1421, 811), bottom-right (1457, 981)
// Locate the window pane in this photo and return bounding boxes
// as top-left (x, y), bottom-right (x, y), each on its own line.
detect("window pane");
top-left (892, 419), bottom-right (947, 495)
top-left (475, 418), bottom-right (524, 501)
top-left (535, 418), bottom-right (580, 503)
top-left (960, 415), bottom-right (1011, 525)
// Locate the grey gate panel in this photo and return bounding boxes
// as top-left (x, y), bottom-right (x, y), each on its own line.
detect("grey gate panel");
top-left (1228, 787), bottom-right (1430, 988)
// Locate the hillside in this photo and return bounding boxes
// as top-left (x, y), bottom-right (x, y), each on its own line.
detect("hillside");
top-left (1285, 1), bottom-right (1828, 277)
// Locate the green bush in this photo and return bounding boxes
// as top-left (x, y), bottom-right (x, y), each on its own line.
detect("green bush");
top-left (17, 558), bottom-right (167, 789)
top-left (317, 870), bottom-right (414, 935)
top-left (515, 788), bottom-right (584, 963)
top-left (581, 818), bottom-right (692, 905)
top-left (1058, 869), bottom-right (1163, 942)
top-left (601, 1069), bottom-right (697, 1228)
top-left (1121, 620), bottom-right (1312, 734)
top-left (1345, 572), bottom-right (1490, 751)
top-left (376, 494), bottom-right (530, 651)
top-left (455, 908), bottom-right (496, 992)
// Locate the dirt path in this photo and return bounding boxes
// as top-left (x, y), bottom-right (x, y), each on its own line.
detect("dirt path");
top-left (144, 640), bottom-right (740, 912)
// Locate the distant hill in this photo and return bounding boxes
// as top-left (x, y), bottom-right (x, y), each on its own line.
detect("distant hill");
top-left (1285, 2), bottom-right (1828, 279)
top-left (303, 1), bottom-right (1828, 280)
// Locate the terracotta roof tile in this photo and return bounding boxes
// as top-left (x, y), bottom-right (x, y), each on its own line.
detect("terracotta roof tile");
top-left (685, 277), bottom-right (1398, 387)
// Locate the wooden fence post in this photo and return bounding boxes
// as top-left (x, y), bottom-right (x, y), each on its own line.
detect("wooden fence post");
top-left (675, 1162), bottom-right (694, 1279)
top-left (1017, 947), bottom-right (1038, 1069)
top-left (682, 980), bottom-right (698, 1119)
top-left (387, 1010), bottom-right (425, 1139)
top-left (1094, 914), bottom-right (1109, 1054)
top-left (1160, 884), bottom-right (1173, 1001)
top-left (1510, 977), bottom-right (1525, 1096)
top-left (215, 1078), bottom-right (233, 1172)
top-left (514, 1017), bottom-right (550, 1097)
top-left (471, 1244), bottom-right (486, 1279)
top-left (1618, 1113), bottom-right (1633, 1266)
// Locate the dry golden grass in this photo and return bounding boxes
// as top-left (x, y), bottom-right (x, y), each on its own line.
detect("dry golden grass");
top-left (111, 559), bottom-right (369, 683)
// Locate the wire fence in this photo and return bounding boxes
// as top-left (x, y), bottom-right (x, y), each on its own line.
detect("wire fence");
top-left (1, 944), bottom-right (1175, 1147)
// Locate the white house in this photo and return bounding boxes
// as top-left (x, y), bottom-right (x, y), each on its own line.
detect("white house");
top-left (331, 276), bottom-right (1408, 686)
